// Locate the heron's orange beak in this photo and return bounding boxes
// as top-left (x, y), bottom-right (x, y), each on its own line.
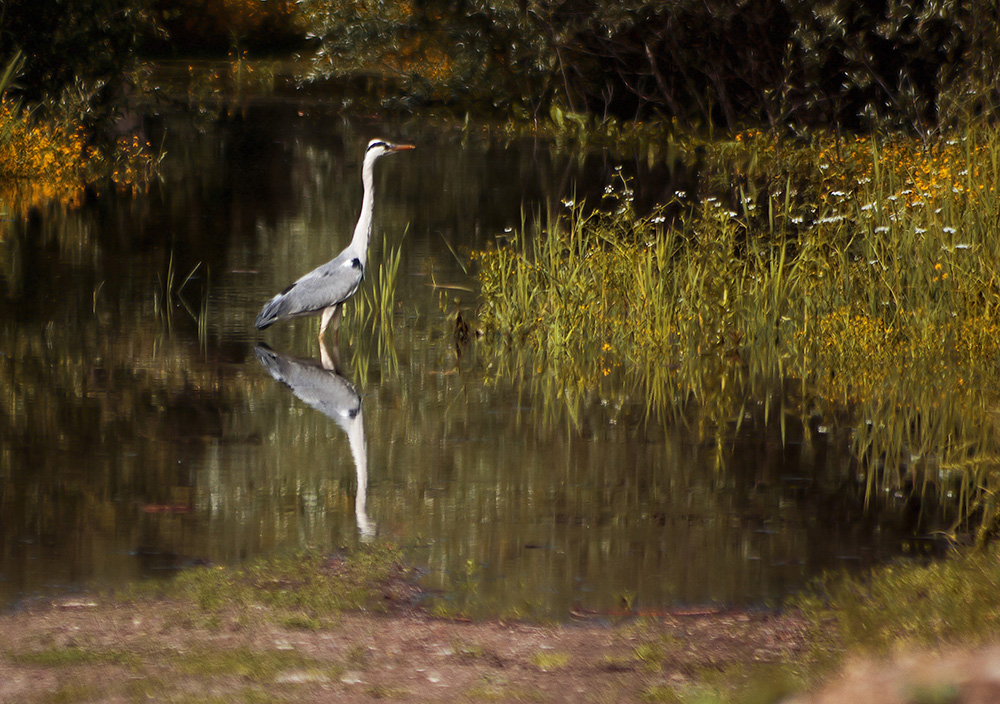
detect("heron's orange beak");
top-left (389, 143), bottom-right (415, 152)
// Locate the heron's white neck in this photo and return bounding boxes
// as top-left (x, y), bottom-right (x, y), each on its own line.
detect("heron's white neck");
top-left (347, 152), bottom-right (379, 260)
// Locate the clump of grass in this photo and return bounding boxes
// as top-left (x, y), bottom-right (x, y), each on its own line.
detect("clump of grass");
top-left (345, 643), bottom-right (370, 668)
top-left (153, 250), bottom-right (207, 333)
top-left (120, 546), bottom-right (411, 620)
top-left (531, 650), bottom-right (569, 671)
top-left (631, 642), bottom-right (664, 673)
top-left (452, 639), bottom-right (487, 659)
top-left (476, 124), bottom-right (1000, 537)
top-left (796, 548), bottom-right (1000, 654)
top-left (344, 231), bottom-right (405, 377)
top-left (662, 662), bottom-right (802, 704)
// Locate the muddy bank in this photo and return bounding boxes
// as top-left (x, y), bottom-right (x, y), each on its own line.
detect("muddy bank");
top-left (0, 595), bottom-right (808, 703)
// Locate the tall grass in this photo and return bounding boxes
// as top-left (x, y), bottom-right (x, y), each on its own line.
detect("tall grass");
top-left (343, 232), bottom-right (405, 379)
top-left (476, 125), bottom-right (1000, 537)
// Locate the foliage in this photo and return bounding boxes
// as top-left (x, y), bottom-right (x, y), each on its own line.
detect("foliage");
top-left (0, 0), bottom-right (148, 112)
top-left (784, 0), bottom-right (1000, 131)
top-left (0, 4), bottom-right (163, 227)
top-left (0, 96), bottom-right (90, 213)
top-left (146, 0), bottom-right (305, 55)
top-left (0, 96), bottom-right (157, 223)
top-left (299, 0), bottom-right (1000, 130)
top-left (0, 2), bottom-right (161, 224)
top-left (475, 124), bottom-right (1000, 536)
top-left (298, 0), bottom-right (547, 112)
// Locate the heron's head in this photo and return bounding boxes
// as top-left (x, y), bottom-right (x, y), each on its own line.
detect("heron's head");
top-left (365, 138), bottom-right (415, 160)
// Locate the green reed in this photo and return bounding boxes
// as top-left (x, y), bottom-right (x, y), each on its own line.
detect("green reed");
top-left (154, 251), bottom-right (208, 341)
top-left (477, 125), bottom-right (1000, 537)
top-left (344, 232), bottom-right (405, 378)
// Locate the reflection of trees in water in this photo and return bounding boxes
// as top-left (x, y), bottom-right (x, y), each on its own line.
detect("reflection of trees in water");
top-left (0, 315), bottom-right (245, 599)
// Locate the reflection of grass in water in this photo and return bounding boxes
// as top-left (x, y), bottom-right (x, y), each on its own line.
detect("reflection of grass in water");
top-left (476, 126), bottom-right (1000, 538)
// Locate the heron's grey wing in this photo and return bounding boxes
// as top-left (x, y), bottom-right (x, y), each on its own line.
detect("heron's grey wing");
top-left (255, 344), bottom-right (361, 432)
top-left (256, 254), bottom-right (364, 329)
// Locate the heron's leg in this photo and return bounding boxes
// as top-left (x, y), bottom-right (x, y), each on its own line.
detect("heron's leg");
top-left (319, 305), bottom-right (338, 341)
top-left (330, 304), bottom-right (344, 346)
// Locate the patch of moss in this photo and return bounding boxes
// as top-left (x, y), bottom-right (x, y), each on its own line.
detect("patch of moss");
top-left (278, 612), bottom-right (329, 630)
top-left (364, 684), bottom-right (411, 699)
top-left (40, 683), bottom-right (101, 703)
top-left (639, 685), bottom-right (683, 703)
top-left (172, 647), bottom-right (322, 682)
top-left (10, 646), bottom-right (141, 669)
top-left (672, 662), bottom-right (802, 704)
top-left (123, 677), bottom-right (171, 700)
top-left (451, 638), bottom-right (487, 659)
top-left (120, 545), bottom-right (412, 620)
top-left (465, 677), bottom-right (549, 702)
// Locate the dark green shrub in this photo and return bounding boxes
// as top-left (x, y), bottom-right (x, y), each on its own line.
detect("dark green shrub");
top-left (145, 0), bottom-right (305, 56)
top-left (0, 0), bottom-right (146, 107)
top-left (299, 0), bottom-right (1000, 130)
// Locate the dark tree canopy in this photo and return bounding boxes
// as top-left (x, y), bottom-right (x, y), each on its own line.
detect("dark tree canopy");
top-left (3, 0), bottom-right (998, 131)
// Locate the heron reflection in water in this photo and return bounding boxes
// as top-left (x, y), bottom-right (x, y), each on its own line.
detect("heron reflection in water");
top-left (255, 341), bottom-right (374, 540)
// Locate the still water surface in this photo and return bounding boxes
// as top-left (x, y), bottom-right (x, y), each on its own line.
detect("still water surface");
top-left (0, 100), bottom-right (932, 616)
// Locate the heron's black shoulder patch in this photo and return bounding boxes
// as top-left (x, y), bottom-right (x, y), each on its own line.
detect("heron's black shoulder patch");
top-left (351, 258), bottom-right (363, 270)
top-left (280, 281), bottom-right (297, 295)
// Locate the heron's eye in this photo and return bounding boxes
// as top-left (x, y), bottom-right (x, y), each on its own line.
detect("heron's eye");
top-left (367, 140), bottom-right (387, 152)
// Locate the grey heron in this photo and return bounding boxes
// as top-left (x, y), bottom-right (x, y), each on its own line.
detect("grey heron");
top-left (255, 138), bottom-right (414, 342)
top-left (255, 341), bottom-right (375, 540)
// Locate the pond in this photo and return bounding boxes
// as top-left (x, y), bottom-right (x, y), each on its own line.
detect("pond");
top-left (0, 91), bottom-right (940, 617)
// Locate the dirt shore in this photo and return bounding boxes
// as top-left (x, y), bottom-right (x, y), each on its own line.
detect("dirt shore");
top-left (0, 596), bottom-right (812, 703)
top-left (5, 548), bottom-right (1000, 704)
